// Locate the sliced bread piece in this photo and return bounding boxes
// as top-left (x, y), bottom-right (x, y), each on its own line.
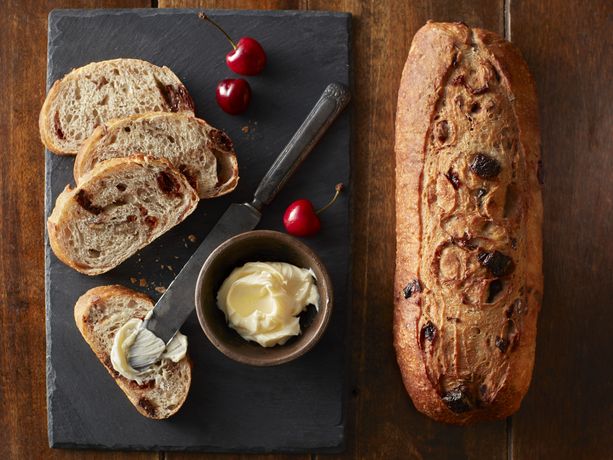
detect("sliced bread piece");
top-left (48, 155), bottom-right (198, 276)
top-left (74, 112), bottom-right (239, 199)
top-left (40, 58), bottom-right (195, 155)
top-left (74, 285), bottom-right (192, 419)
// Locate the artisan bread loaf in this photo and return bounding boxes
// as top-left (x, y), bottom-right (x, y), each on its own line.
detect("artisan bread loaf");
top-left (74, 112), bottom-right (239, 199)
top-left (40, 58), bottom-right (195, 155)
top-left (48, 155), bottom-right (198, 276)
top-left (74, 285), bottom-right (191, 419)
top-left (394, 22), bottom-right (543, 424)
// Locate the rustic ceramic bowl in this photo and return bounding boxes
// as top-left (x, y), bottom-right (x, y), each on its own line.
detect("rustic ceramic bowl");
top-left (195, 230), bottom-right (333, 366)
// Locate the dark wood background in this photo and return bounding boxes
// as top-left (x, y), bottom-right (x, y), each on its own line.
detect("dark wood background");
top-left (1, 0), bottom-right (610, 458)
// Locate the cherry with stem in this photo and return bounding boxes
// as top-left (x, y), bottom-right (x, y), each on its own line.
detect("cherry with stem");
top-left (283, 183), bottom-right (345, 237)
top-left (198, 12), bottom-right (267, 76)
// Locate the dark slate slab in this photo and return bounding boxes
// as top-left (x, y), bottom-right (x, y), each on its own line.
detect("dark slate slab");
top-left (44, 9), bottom-right (351, 452)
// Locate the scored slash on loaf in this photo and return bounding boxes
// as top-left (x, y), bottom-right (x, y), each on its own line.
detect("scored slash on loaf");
top-left (394, 21), bottom-right (543, 424)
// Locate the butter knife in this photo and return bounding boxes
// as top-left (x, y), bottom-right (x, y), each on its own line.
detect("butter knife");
top-left (128, 82), bottom-right (350, 370)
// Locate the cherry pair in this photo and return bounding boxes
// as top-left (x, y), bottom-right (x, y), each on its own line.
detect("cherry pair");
top-left (199, 13), bottom-right (266, 115)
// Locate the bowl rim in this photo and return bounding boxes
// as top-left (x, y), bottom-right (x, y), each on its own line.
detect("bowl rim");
top-left (194, 229), bottom-right (333, 366)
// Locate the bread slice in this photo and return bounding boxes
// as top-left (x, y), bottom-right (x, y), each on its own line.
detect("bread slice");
top-left (74, 285), bottom-right (192, 419)
top-left (48, 155), bottom-right (198, 275)
top-left (40, 58), bottom-right (195, 155)
top-left (74, 112), bottom-right (239, 199)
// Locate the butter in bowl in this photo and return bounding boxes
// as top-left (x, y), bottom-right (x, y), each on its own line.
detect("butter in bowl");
top-left (195, 230), bottom-right (333, 366)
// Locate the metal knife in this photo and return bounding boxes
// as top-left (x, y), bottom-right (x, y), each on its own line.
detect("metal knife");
top-left (128, 82), bottom-right (351, 370)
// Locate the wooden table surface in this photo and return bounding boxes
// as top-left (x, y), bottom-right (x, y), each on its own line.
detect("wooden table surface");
top-left (1, 0), bottom-right (610, 458)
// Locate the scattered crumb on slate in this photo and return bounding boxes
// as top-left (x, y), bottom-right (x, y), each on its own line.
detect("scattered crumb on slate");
top-left (154, 286), bottom-right (166, 294)
top-left (139, 278), bottom-right (147, 287)
top-left (167, 265), bottom-right (173, 271)
top-left (241, 125), bottom-right (249, 133)
top-left (188, 234), bottom-right (197, 243)
top-left (174, 255), bottom-right (179, 259)
top-left (130, 277), bottom-right (137, 284)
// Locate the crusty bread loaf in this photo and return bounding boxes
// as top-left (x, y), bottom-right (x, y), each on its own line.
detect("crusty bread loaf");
top-left (394, 22), bottom-right (543, 424)
top-left (40, 58), bottom-right (195, 155)
top-left (74, 285), bottom-right (192, 419)
top-left (48, 155), bottom-right (198, 275)
top-left (74, 112), bottom-right (239, 199)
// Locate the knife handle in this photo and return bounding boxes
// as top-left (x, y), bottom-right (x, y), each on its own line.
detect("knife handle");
top-left (250, 82), bottom-right (350, 211)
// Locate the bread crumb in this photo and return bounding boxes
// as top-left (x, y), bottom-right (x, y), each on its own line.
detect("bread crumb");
top-left (154, 286), bottom-right (166, 294)
top-left (241, 125), bottom-right (249, 133)
top-left (167, 265), bottom-right (173, 271)
top-left (188, 234), bottom-right (197, 243)
top-left (130, 277), bottom-right (137, 284)
top-left (139, 278), bottom-right (147, 287)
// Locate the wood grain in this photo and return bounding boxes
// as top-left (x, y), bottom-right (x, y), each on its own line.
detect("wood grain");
top-left (159, 0), bottom-right (306, 9)
top-left (508, 1), bottom-right (613, 459)
top-left (1, 0), bottom-right (611, 458)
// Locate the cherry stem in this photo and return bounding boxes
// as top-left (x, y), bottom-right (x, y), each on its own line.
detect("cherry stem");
top-left (316, 183), bottom-right (345, 215)
top-left (198, 12), bottom-right (237, 50)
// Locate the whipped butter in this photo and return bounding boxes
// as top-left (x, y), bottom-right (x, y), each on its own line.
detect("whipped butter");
top-left (111, 312), bottom-right (187, 385)
top-left (217, 262), bottom-right (320, 347)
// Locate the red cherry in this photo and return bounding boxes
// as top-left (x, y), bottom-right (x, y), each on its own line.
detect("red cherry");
top-left (199, 13), bottom-right (267, 76)
top-left (283, 183), bottom-right (344, 237)
top-left (226, 37), bottom-right (267, 76)
top-left (284, 199), bottom-right (321, 237)
top-left (216, 78), bottom-right (251, 115)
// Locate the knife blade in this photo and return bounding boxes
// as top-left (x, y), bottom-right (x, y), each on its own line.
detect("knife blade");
top-left (128, 82), bottom-right (350, 369)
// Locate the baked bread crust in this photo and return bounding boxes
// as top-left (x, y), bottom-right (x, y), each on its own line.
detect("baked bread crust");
top-left (74, 285), bottom-right (192, 419)
top-left (74, 112), bottom-right (239, 199)
top-left (394, 22), bottom-right (543, 424)
top-left (48, 155), bottom-right (199, 276)
top-left (40, 58), bottom-right (195, 155)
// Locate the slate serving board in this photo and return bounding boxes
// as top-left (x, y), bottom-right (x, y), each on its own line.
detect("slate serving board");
top-left (44, 9), bottom-right (351, 452)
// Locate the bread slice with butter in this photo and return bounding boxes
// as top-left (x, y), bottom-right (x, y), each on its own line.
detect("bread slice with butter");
top-left (74, 112), bottom-right (239, 199)
top-left (74, 285), bottom-right (192, 419)
top-left (40, 58), bottom-right (195, 155)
